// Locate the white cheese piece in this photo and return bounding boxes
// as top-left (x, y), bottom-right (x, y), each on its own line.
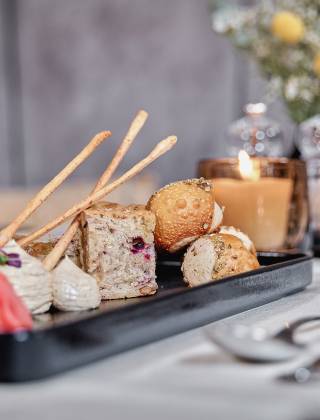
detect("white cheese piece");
top-left (0, 240), bottom-right (52, 314)
top-left (52, 257), bottom-right (101, 311)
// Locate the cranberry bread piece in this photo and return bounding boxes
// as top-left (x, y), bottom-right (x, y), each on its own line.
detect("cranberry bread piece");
top-left (25, 240), bottom-right (56, 261)
top-left (79, 202), bottom-right (157, 299)
top-left (25, 234), bottom-right (81, 267)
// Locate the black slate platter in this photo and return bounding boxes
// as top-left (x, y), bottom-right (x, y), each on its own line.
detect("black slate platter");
top-left (0, 252), bottom-right (312, 382)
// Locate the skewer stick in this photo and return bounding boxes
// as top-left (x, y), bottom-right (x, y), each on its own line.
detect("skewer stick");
top-left (42, 110), bottom-right (148, 271)
top-left (0, 131), bottom-right (111, 248)
top-left (19, 136), bottom-right (177, 248)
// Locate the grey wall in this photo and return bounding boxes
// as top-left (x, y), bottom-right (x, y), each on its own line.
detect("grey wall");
top-left (0, 0), bottom-right (292, 188)
top-left (0, 2), bottom-right (11, 186)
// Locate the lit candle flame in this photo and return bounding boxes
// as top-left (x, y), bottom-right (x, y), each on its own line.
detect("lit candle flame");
top-left (238, 150), bottom-right (260, 181)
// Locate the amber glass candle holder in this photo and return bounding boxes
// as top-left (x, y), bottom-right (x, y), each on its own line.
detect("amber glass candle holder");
top-left (198, 158), bottom-right (309, 251)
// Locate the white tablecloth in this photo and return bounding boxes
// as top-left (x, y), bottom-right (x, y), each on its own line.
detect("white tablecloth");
top-left (2, 261), bottom-right (320, 420)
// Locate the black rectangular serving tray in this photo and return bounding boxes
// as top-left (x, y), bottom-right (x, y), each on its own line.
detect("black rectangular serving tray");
top-left (0, 252), bottom-right (312, 382)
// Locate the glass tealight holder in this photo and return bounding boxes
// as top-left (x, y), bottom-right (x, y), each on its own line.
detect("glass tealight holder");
top-left (297, 114), bottom-right (320, 159)
top-left (198, 158), bottom-right (309, 251)
top-left (227, 103), bottom-right (285, 157)
top-left (307, 158), bottom-right (320, 255)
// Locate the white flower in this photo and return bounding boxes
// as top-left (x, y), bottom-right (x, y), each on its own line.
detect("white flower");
top-left (300, 89), bottom-right (314, 102)
top-left (211, 0), bottom-right (320, 122)
top-left (212, 10), bottom-right (230, 34)
top-left (212, 7), bottom-right (256, 34)
top-left (267, 77), bottom-right (283, 101)
top-left (285, 78), bottom-right (300, 100)
top-left (253, 40), bottom-right (270, 58)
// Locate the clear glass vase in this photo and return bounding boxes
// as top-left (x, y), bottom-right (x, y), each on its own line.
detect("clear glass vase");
top-left (227, 103), bottom-right (285, 157)
top-left (297, 115), bottom-right (320, 160)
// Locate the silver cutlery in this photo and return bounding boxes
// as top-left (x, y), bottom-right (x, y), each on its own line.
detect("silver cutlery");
top-left (205, 316), bottom-right (320, 363)
top-left (278, 357), bottom-right (320, 383)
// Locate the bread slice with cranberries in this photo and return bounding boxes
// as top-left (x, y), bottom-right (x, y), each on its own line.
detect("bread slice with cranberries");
top-left (78, 202), bottom-right (157, 299)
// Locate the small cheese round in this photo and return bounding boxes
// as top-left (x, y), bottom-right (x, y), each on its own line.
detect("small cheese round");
top-left (147, 178), bottom-right (220, 252)
top-left (182, 233), bottom-right (260, 287)
top-left (0, 240), bottom-right (52, 314)
top-left (53, 257), bottom-right (101, 311)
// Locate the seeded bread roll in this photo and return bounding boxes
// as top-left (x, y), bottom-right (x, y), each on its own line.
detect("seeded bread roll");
top-left (147, 178), bottom-right (223, 253)
top-left (218, 226), bottom-right (256, 254)
top-left (182, 233), bottom-right (260, 287)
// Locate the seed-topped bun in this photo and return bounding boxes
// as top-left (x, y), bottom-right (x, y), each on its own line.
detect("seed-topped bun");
top-left (147, 178), bottom-right (221, 253)
top-left (218, 226), bottom-right (256, 255)
top-left (182, 233), bottom-right (260, 287)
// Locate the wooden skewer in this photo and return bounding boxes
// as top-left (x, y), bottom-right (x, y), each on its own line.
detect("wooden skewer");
top-left (42, 110), bottom-right (148, 271)
top-left (0, 131), bottom-right (111, 249)
top-left (19, 136), bottom-right (177, 248)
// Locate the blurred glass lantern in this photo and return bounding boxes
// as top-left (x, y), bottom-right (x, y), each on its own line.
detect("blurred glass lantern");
top-left (307, 158), bottom-right (320, 255)
top-left (227, 103), bottom-right (285, 157)
top-left (297, 115), bottom-right (320, 254)
top-left (297, 115), bottom-right (320, 159)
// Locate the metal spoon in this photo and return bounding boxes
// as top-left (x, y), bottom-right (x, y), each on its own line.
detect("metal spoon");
top-left (278, 357), bottom-right (320, 383)
top-left (205, 316), bottom-right (320, 363)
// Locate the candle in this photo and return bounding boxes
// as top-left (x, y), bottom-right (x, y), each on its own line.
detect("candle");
top-left (213, 152), bottom-right (293, 251)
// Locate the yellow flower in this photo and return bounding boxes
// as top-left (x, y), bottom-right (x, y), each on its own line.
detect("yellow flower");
top-left (314, 54), bottom-right (320, 77)
top-left (271, 11), bottom-right (305, 44)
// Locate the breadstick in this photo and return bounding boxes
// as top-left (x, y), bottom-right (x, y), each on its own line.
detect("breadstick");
top-left (19, 136), bottom-right (177, 247)
top-left (94, 109), bottom-right (148, 191)
top-left (42, 218), bottom-right (80, 271)
top-left (43, 110), bottom-right (148, 271)
top-left (0, 131), bottom-right (111, 248)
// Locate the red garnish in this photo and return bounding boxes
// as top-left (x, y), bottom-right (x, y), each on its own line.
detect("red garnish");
top-left (0, 273), bottom-right (33, 333)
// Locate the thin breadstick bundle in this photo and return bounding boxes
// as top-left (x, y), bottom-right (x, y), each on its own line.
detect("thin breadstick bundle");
top-left (43, 110), bottom-right (148, 271)
top-left (0, 131), bottom-right (111, 248)
top-left (19, 136), bottom-right (177, 247)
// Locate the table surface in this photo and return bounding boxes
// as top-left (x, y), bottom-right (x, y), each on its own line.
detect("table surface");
top-left (2, 261), bottom-right (320, 420)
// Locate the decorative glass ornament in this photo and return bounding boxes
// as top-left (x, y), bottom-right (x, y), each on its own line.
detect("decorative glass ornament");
top-left (297, 115), bottom-right (320, 159)
top-left (227, 103), bottom-right (285, 157)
